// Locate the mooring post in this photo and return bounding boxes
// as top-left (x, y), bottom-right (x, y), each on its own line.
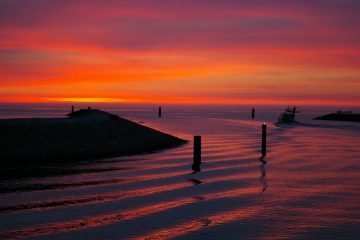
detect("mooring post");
top-left (252, 108), bottom-right (255, 119)
top-left (158, 106), bottom-right (162, 118)
top-left (192, 136), bottom-right (201, 172)
top-left (71, 105), bottom-right (74, 113)
top-left (261, 123), bottom-right (267, 156)
top-left (88, 106), bottom-right (91, 110)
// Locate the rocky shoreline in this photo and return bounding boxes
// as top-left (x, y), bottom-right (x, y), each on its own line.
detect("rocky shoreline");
top-left (313, 111), bottom-right (360, 122)
top-left (0, 109), bottom-right (187, 166)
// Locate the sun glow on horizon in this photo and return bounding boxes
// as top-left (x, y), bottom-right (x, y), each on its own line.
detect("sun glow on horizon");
top-left (30, 97), bottom-right (360, 107)
top-left (45, 97), bottom-right (143, 103)
top-left (0, 1), bottom-right (359, 106)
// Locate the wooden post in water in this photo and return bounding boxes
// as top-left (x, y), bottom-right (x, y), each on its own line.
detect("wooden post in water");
top-left (71, 105), bottom-right (74, 113)
top-left (158, 106), bottom-right (162, 118)
top-left (88, 106), bottom-right (91, 110)
top-left (261, 123), bottom-right (267, 157)
top-left (192, 136), bottom-right (201, 172)
top-left (252, 108), bottom-right (255, 119)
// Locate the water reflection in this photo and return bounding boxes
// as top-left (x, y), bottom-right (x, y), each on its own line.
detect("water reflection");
top-left (200, 218), bottom-right (212, 227)
top-left (130, 206), bottom-right (262, 240)
top-left (259, 155), bottom-right (267, 164)
top-left (188, 178), bottom-right (202, 185)
top-left (192, 196), bottom-right (205, 201)
top-left (259, 163), bottom-right (268, 193)
top-left (1, 105), bottom-right (359, 240)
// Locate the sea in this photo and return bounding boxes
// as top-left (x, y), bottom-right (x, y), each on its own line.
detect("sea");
top-left (0, 103), bottom-right (359, 240)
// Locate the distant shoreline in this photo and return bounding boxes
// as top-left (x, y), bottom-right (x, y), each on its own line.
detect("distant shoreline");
top-left (0, 109), bottom-right (187, 166)
top-left (313, 112), bottom-right (360, 122)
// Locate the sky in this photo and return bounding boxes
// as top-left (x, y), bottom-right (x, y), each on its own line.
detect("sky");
top-left (0, 0), bottom-right (359, 105)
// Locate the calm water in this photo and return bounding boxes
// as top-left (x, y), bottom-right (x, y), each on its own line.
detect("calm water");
top-left (0, 104), bottom-right (359, 239)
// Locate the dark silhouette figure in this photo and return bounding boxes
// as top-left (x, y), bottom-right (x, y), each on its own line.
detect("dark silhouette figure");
top-left (158, 106), bottom-right (162, 118)
top-left (252, 108), bottom-right (255, 119)
top-left (192, 136), bottom-right (201, 172)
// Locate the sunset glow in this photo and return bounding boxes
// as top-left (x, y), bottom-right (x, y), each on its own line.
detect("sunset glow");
top-left (1, 0), bottom-right (359, 105)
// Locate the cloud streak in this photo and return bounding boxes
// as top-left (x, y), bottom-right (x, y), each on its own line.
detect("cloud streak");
top-left (0, 0), bottom-right (359, 105)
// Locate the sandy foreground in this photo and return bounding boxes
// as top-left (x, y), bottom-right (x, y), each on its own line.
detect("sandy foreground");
top-left (0, 109), bottom-right (187, 166)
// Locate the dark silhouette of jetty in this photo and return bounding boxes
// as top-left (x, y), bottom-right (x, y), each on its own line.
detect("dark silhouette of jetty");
top-left (313, 111), bottom-right (360, 122)
top-left (0, 109), bottom-right (187, 166)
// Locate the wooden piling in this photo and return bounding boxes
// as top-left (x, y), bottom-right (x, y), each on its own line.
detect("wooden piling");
top-left (158, 106), bottom-right (162, 118)
top-left (71, 105), bottom-right (74, 113)
top-left (261, 123), bottom-right (267, 156)
top-left (252, 108), bottom-right (255, 119)
top-left (192, 136), bottom-right (201, 171)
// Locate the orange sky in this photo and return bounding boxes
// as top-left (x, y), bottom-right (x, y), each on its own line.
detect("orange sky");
top-left (0, 0), bottom-right (359, 106)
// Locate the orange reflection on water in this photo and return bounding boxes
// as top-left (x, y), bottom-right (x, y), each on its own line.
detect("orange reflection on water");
top-left (1, 180), bottom-right (191, 213)
top-left (129, 206), bottom-right (262, 240)
top-left (255, 204), bottom-right (360, 240)
top-left (2, 167), bottom-right (258, 214)
top-left (0, 198), bottom-right (198, 239)
top-left (1, 184), bottom-right (260, 239)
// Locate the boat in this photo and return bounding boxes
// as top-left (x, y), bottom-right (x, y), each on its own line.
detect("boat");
top-left (277, 106), bottom-right (299, 124)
